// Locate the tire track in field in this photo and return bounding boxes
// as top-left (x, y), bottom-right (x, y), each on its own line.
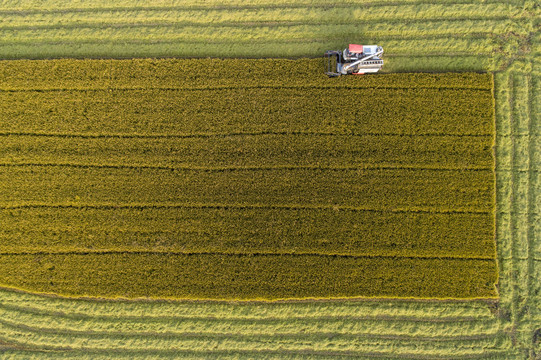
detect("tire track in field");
top-left (31, 350), bottom-right (522, 360)
top-left (0, 36), bottom-right (496, 44)
top-left (0, 18), bottom-right (517, 31)
top-left (0, 25), bottom-right (512, 42)
top-left (0, 287), bottom-right (499, 319)
top-left (0, 38), bottom-right (499, 57)
top-left (507, 73), bottom-right (519, 342)
top-left (0, 84), bottom-right (494, 92)
top-left (493, 72), bottom-right (514, 330)
top-left (522, 72), bottom-right (534, 328)
top-left (0, 314), bottom-right (500, 342)
top-left (0, 202), bottom-right (492, 215)
top-left (0, 131), bottom-right (494, 138)
top-left (0, 284), bottom-right (504, 357)
top-left (0, 339), bottom-right (514, 360)
top-left (525, 74), bottom-right (539, 353)
top-left (497, 169), bottom-right (540, 173)
top-left (0, 301), bottom-right (497, 324)
top-left (507, 71), bottom-right (537, 350)
top-left (0, 162), bottom-right (493, 172)
top-left (0, 249), bottom-right (496, 261)
top-left (0, 283), bottom-right (498, 310)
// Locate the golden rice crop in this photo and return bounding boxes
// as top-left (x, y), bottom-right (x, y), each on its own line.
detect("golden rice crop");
top-left (0, 59), bottom-right (496, 299)
top-left (0, 254), bottom-right (497, 299)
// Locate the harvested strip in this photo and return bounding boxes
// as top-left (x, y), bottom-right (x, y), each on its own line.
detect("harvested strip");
top-left (0, 29), bottom-right (498, 56)
top-left (0, 4), bottom-right (520, 26)
top-left (0, 45), bottom-right (497, 72)
top-left (0, 285), bottom-right (497, 320)
top-left (0, 59), bottom-right (494, 91)
top-left (0, 20), bottom-right (523, 39)
top-left (0, 318), bottom-right (507, 357)
top-left (0, 301), bottom-right (500, 337)
top-left (0, 0), bottom-right (519, 12)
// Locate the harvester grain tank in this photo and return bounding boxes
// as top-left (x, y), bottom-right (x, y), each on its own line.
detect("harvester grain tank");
top-left (324, 44), bottom-right (384, 76)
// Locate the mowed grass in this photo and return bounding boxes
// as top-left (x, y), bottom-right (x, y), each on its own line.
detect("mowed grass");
top-left (0, 0), bottom-right (528, 67)
top-left (0, 287), bottom-right (513, 359)
top-left (0, 59), bottom-right (496, 300)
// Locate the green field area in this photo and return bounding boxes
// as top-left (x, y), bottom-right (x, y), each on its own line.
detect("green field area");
top-left (0, 61), bottom-right (496, 299)
top-left (0, 0), bottom-right (539, 358)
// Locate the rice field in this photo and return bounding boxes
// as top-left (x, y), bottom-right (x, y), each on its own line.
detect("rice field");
top-left (0, 0), bottom-right (539, 358)
top-left (0, 63), bottom-right (496, 299)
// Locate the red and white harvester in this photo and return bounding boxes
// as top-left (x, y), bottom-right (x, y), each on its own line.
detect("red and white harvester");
top-left (324, 44), bottom-right (383, 77)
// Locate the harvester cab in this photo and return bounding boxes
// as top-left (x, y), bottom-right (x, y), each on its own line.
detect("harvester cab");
top-left (324, 44), bottom-right (384, 77)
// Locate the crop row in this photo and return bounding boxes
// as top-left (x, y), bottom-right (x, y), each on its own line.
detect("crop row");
top-left (0, 166), bottom-right (494, 210)
top-left (0, 59), bottom-right (494, 91)
top-left (0, 92), bottom-right (494, 141)
top-left (0, 206), bottom-right (495, 259)
top-left (0, 90), bottom-right (493, 131)
top-left (0, 133), bottom-right (494, 170)
top-left (0, 253), bottom-right (498, 299)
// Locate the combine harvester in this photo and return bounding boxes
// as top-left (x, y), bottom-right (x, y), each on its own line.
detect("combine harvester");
top-left (324, 44), bottom-right (383, 77)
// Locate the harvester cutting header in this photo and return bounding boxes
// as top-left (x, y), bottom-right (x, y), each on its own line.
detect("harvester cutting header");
top-left (324, 44), bottom-right (383, 77)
